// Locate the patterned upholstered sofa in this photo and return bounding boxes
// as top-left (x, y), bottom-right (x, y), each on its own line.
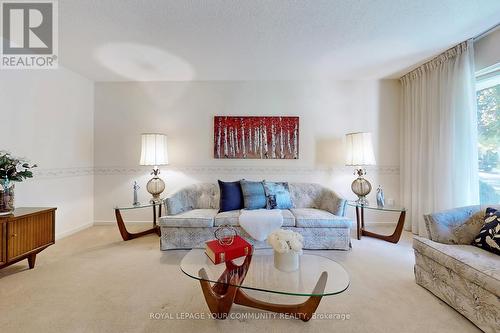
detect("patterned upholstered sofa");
top-left (413, 205), bottom-right (500, 333)
top-left (159, 183), bottom-right (352, 250)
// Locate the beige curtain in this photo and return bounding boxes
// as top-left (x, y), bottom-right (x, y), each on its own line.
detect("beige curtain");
top-left (400, 40), bottom-right (480, 236)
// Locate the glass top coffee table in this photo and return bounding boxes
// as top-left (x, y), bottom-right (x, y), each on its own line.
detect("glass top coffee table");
top-left (180, 249), bottom-right (350, 321)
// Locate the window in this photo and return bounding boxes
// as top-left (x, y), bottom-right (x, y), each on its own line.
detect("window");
top-left (476, 64), bottom-right (500, 204)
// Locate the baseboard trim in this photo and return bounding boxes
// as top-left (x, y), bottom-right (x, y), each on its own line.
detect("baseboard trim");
top-left (56, 222), bottom-right (93, 240)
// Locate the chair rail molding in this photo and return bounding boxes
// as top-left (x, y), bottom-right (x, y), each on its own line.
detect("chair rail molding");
top-left (30, 165), bottom-right (399, 179)
top-left (34, 167), bottom-right (94, 179)
top-left (93, 165), bottom-right (400, 176)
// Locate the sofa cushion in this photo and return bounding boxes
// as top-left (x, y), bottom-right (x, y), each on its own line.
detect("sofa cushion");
top-left (214, 210), bottom-right (241, 226)
top-left (218, 180), bottom-right (244, 212)
top-left (413, 236), bottom-right (500, 296)
top-left (290, 208), bottom-right (351, 228)
top-left (240, 180), bottom-right (267, 209)
top-left (281, 209), bottom-right (296, 227)
top-left (288, 183), bottom-right (322, 209)
top-left (165, 183), bottom-right (219, 215)
top-left (214, 209), bottom-right (295, 227)
top-left (159, 209), bottom-right (218, 227)
top-left (472, 207), bottom-right (500, 255)
top-left (263, 181), bottom-right (293, 209)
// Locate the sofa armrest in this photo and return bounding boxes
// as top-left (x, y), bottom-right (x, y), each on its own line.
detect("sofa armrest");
top-left (319, 189), bottom-right (347, 216)
top-left (423, 205), bottom-right (484, 245)
top-left (164, 193), bottom-right (191, 216)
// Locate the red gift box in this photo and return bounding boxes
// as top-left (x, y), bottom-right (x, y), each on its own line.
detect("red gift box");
top-left (205, 236), bottom-right (253, 264)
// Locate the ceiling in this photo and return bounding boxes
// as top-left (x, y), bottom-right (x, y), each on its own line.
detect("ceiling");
top-left (58, 0), bottom-right (500, 81)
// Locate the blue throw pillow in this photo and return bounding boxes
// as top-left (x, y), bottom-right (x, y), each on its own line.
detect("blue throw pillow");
top-left (266, 194), bottom-right (278, 209)
top-left (218, 180), bottom-right (244, 212)
top-left (240, 180), bottom-right (267, 210)
top-left (263, 181), bottom-right (293, 209)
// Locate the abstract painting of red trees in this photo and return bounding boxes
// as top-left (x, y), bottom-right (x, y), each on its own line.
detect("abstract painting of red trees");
top-left (214, 116), bottom-right (299, 159)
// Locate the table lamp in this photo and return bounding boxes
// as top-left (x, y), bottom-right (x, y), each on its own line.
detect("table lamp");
top-left (345, 132), bottom-right (376, 205)
top-left (140, 133), bottom-right (168, 203)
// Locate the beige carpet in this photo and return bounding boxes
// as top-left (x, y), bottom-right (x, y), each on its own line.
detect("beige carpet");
top-left (0, 225), bottom-right (479, 333)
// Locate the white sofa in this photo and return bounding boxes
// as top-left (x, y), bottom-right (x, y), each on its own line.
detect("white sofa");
top-left (413, 205), bottom-right (500, 333)
top-left (159, 183), bottom-right (352, 250)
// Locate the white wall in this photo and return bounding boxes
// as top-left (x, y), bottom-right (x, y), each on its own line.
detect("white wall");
top-left (0, 68), bottom-right (94, 238)
top-left (94, 80), bottom-right (400, 224)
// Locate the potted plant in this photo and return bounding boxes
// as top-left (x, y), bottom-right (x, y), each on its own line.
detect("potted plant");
top-left (268, 229), bottom-right (304, 272)
top-left (0, 151), bottom-right (37, 215)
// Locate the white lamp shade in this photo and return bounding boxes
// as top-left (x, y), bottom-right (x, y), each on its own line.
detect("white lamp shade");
top-left (345, 132), bottom-right (376, 166)
top-left (140, 133), bottom-right (169, 166)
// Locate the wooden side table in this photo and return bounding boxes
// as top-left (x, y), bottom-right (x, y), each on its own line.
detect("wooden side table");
top-left (347, 202), bottom-right (406, 244)
top-left (0, 207), bottom-right (56, 270)
top-left (114, 201), bottom-right (163, 241)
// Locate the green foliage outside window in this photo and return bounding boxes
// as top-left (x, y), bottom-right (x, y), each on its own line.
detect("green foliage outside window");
top-left (477, 84), bottom-right (500, 204)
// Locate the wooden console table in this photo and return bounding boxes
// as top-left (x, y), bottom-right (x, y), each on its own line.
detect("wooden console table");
top-left (0, 207), bottom-right (56, 270)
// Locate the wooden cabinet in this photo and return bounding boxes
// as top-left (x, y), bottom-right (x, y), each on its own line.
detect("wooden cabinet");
top-left (0, 222), bottom-right (5, 266)
top-left (0, 208), bottom-right (56, 270)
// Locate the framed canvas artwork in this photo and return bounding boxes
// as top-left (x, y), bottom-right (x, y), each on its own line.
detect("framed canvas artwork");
top-left (214, 116), bottom-right (299, 159)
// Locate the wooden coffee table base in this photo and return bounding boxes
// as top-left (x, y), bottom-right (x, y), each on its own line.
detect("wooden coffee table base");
top-left (198, 255), bottom-right (328, 321)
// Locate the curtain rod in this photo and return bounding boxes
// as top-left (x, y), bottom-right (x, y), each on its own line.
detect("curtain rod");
top-left (400, 24), bottom-right (498, 79)
top-left (473, 23), bottom-right (499, 41)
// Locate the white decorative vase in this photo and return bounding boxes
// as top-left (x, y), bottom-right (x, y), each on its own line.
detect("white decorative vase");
top-left (274, 251), bottom-right (299, 272)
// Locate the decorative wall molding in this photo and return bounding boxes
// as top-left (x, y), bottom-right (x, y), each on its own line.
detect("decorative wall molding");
top-left (34, 167), bottom-right (94, 179)
top-left (30, 164), bottom-right (400, 179)
top-left (93, 166), bottom-right (147, 176)
top-left (94, 164), bottom-right (400, 176)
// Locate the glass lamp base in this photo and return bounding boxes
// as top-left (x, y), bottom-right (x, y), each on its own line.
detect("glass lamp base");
top-left (351, 175), bottom-right (372, 206)
top-left (146, 176), bottom-right (165, 203)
